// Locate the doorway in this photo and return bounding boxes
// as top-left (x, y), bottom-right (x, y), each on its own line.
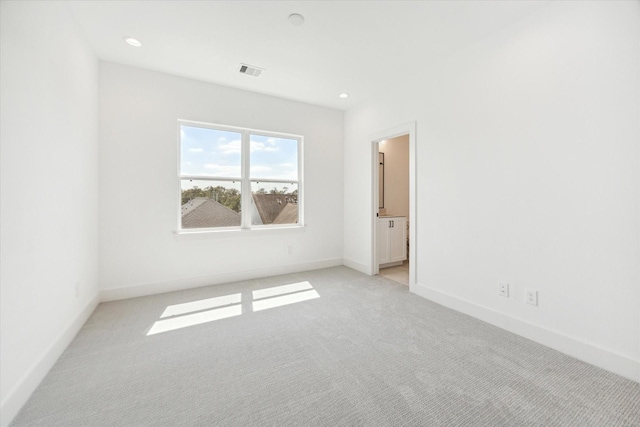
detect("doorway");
top-left (377, 135), bottom-right (410, 285)
top-left (371, 122), bottom-right (416, 288)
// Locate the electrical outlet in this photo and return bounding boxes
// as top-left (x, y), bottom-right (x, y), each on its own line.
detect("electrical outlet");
top-left (287, 245), bottom-right (293, 255)
top-left (498, 282), bottom-right (509, 297)
top-left (525, 289), bottom-right (538, 306)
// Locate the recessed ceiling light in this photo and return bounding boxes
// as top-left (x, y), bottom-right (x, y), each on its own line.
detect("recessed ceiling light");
top-left (123, 36), bottom-right (142, 47)
top-left (339, 93), bottom-right (349, 99)
top-left (288, 13), bottom-right (305, 26)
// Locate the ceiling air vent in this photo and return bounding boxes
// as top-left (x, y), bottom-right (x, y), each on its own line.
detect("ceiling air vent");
top-left (238, 63), bottom-right (264, 77)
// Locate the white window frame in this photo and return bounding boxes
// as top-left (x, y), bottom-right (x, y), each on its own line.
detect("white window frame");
top-left (177, 119), bottom-right (304, 233)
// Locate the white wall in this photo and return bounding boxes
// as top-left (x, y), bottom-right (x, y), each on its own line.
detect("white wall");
top-left (380, 135), bottom-right (409, 220)
top-left (99, 62), bottom-right (344, 298)
top-left (0, 2), bottom-right (99, 425)
top-left (344, 1), bottom-right (640, 381)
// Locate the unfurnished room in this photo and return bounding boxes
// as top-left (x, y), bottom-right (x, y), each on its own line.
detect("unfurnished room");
top-left (1, 1), bottom-right (639, 426)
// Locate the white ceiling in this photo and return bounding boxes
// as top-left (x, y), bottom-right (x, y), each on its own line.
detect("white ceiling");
top-left (67, 0), bottom-right (550, 110)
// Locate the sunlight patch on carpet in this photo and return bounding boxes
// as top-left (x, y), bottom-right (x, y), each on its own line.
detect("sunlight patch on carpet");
top-left (160, 293), bottom-right (242, 318)
top-left (148, 304), bottom-right (242, 335)
top-left (147, 281), bottom-right (319, 335)
top-left (253, 289), bottom-right (320, 312)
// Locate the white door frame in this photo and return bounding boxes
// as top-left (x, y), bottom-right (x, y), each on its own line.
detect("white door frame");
top-left (371, 121), bottom-right (417, 287)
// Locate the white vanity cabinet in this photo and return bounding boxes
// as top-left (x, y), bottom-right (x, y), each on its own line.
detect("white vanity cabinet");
top-left (377, 216), bottom-right (407, 267)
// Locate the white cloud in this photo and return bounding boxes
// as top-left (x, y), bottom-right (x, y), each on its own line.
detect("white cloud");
top-left (218, 140), bottom-right (241, 155)
top-left (188, 148), bottom-right (204, 153)
top-left (250, 141), bottom-right (265, 152)
top-left (250, 141), bottom-right (280, 152)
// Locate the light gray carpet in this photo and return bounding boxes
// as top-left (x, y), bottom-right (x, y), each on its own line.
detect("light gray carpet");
top-left (11, 267), bottom-right (640, 426)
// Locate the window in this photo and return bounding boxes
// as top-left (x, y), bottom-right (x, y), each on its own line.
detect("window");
top-left (179, 121), bottom-right (302, 231)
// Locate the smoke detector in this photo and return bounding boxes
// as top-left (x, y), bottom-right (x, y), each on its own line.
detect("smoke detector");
top-left (238, 63), bottom-right (264, 77)
top-left (288, 13), bottom-right (305, 26)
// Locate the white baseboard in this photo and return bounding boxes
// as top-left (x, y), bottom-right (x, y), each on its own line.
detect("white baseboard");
top-left (100, 258), bottom-right (344, 302)
top-left (342, 258), bottom-right (370, 275)
top-left (0, 295), bottom-right (100, 427)
top-left (410, 282), bottom-right (640, 383)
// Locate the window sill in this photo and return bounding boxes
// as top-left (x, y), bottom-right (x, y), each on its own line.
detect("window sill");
top-left (174, 224), bottom-right (306, 239)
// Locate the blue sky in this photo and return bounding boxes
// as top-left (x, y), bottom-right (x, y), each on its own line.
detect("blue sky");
top-left (180, 125), bottom-right (298, 181)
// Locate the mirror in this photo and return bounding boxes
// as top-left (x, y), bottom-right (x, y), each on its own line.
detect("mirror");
top-left (379, 152), bottom-right (384, 208)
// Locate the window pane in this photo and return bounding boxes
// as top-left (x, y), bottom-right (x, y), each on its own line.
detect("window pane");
top-left (180, 125), bottom-right (241, 178)
top-left (250, 182), bottom-right (298, 225)
top-left (181, 180), bottom-right (241, 228)
top-left (249, 135), bottom-right (298, 180)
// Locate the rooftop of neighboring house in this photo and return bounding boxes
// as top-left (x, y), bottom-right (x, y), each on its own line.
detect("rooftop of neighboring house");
top-left (181, 197), bottom-right (241, 228)
top-left (251, 194), bottom-right (298, 225)
top-left (271, 202), bottom-right (298, 224)
top-left (181, 194), bottom-right (298, 228)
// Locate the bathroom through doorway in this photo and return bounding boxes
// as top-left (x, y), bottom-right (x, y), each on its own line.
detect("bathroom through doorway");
top-left (377, 135), bottom-right (410, 285)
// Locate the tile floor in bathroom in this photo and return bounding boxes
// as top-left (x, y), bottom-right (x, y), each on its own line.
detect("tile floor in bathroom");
top-left (379, 260), bottom-right (409, 286)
